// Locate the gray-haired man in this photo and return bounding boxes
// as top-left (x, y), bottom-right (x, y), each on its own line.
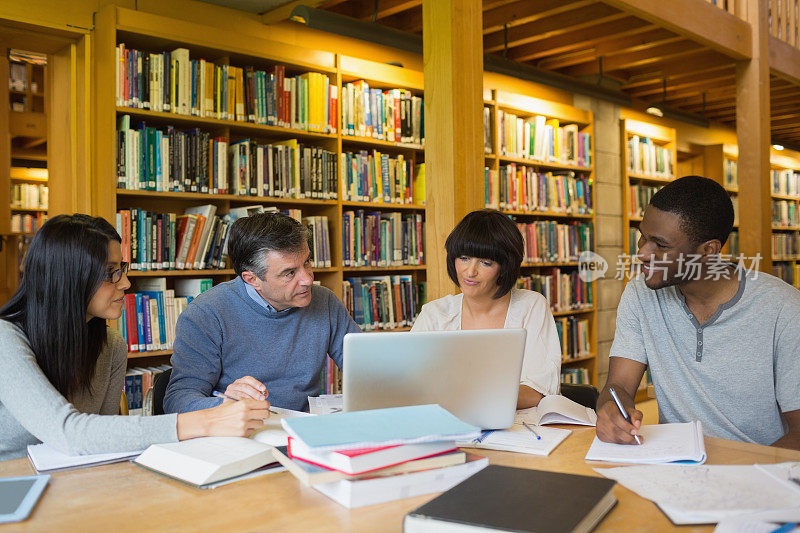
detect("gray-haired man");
top-left (164, 212), bottom-right (360, 414)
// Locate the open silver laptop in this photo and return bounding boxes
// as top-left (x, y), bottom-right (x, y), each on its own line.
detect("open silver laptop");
top-left (343, 329), bottom-right (527, 429)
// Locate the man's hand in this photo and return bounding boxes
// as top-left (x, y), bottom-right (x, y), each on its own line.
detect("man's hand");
top-left (224, 376), bottom-right (268, 401)
top-left (596, 398), bottom-right (643, 445)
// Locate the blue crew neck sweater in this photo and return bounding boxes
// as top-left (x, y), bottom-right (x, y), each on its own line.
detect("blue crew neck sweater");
top-left (164, 278), bottom-right (360, 413)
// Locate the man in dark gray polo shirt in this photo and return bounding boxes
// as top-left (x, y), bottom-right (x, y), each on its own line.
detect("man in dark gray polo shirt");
top-left (597, 176), bottom-right (800, 450)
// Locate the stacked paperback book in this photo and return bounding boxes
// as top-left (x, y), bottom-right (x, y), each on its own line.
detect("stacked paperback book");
top-left (276, 404), bottom-right (487, 508)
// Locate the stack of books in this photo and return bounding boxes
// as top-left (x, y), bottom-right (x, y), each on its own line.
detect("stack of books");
top-left (275, 404), bottom-right (487, 508)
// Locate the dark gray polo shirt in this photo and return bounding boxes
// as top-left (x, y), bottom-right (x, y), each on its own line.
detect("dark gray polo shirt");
top-left (610, 271), bottom-right (800, 445)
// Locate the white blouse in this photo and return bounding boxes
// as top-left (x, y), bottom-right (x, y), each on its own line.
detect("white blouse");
top-left (411, 289), bottom-right (561, 396)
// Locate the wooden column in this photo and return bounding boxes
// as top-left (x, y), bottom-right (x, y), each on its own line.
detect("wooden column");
top-left (422, 0), bottom-right (484, 300)
top-left (736, 0), bottom-right (772, 273)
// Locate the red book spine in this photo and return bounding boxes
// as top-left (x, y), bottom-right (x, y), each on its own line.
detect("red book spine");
top-left (124, 294), bottom-right (139, 352)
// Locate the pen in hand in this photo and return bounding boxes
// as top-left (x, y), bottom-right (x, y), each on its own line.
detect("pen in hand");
top-left (521, 422), bottom-right (541, 440)
top-left (608, 387), bottom-right (642, 445)
top-left (213, 390), bottom-right (278, 415)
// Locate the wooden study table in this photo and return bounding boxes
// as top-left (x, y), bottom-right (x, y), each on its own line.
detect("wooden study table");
top-left (2, 427), bottom-right (798, 532)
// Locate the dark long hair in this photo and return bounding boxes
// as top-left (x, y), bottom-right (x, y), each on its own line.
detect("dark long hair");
top-left (0, 214), bottom-right (121, 398)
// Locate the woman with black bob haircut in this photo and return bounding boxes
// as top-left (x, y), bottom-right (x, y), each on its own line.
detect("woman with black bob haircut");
top-left (0, 214), bottom-right (270, 461)
top-left (411, 210), bottom-right (561, 408)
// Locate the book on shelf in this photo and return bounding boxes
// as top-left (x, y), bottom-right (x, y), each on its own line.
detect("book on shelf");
top-left (115, 44), bottom-right (337, 133)
top-left (628, 184), bottom-right (661, 218)
top-left (554, 316), bottom-right (591, 360)
top-left (10, 213), bottom-right (47, 233)
top-left (272, 445), bottom-right (466, 486)
top-left (319, 355), bottom-right (342, 396)
top-left (561, 368), bottom-right (590, 384)
top-left (124, 365), bottom-right (172, 415)
top-left (485, 167), bottom-right (593, 214)
top-left (403, 465), bottom-right (617, 533)
top-left (728, 230), bottom-right (739, 257)
top-left (116, 207), bottom-right (232, 271)
top-left (116, 115), bottom-right (337, 199)
top-left (340, 149), bottom-right (416, 204)
top-left (302, 216), bottom-right (332, 268)
top-left (724, 157), bottom-right (738, 189)
top-left (771, 168), bottom-right (800, 196)
top-left (341, 210), bottom-right (424, 267)
top-left (412, 163), bottom-right (425, 205)
top-left (342, 274), bottom-right (423, 331)
top-left (516, 220), bottom-right (594, 264)
top-left (341, 81), bottom-right (423, 145)
top-left (773, 199), bottom-right (800, 226)
top-left (497, 111), bottom-right (592, 167)
top-left (517, 268), bottom-right (593, 313)
top-left (286, 437), bottom-right (457, 475)
top-left (627, 135), bottom-right (673, 178)
top-left (10, 183), bottom-right (48, 209)
top-left (483, 106), bottom-right (492, 153)
top-left (515, 394), bottom-right (597, 426)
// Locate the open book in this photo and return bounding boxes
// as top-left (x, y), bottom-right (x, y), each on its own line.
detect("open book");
top-left (134, 407), bottom-right (304, 488)
top-left (515, 394), bottom-right (597, 426)
top-left (585, 421), bottom-right (707, 464)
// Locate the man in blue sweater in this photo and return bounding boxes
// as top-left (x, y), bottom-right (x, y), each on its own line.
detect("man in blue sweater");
top-left (164, 212), bottom-right (361, 413)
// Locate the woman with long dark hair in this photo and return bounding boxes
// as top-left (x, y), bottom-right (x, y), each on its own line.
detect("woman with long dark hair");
top-left (411, 210), bottom-right (561, 409)
top-left (0, 214), bottom-right (270, 461)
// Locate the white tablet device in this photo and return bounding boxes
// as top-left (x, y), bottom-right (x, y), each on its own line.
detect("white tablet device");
top-left (0, 475), bottom-right (50, 524)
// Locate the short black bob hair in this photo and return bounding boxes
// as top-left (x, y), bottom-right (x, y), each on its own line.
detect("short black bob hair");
top-left (445, 209), bottom-right (523, 299)
top-left (649, 175), bottom-right (734, 247)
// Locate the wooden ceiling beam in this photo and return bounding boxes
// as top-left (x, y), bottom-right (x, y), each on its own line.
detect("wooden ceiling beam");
top-left (504, 17), bottom-right (651, 62)
top-left (769, 36), bottom-right (800, 87)
top-left (624, 65), bottom-right (733, 93)
top-left (536, 29), bottom-right (680, 70)
top-left (482, 0), bottom-right (596, 34)
top-left (483, 4), bottom-right (623, 52)
top-left (629, 72), bottom-right (735, 99)
top-left (560, 40), bottom-right (703, 77)
top-left (601, 0), bottom-right (751, 59)
top-left (261, 0), bottom-right (329, 23)
top-left (358, 0), bottom-right (422, 21)
top-left (770, 114), bottom-right (800, 126)
top-left (380, 5), bottom-right (423, 32)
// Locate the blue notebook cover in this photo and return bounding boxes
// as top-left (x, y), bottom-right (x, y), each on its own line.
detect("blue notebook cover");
top-left (281, 404), bottom-right (480, 452)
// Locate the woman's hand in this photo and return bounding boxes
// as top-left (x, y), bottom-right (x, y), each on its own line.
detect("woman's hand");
top-left (176, 398), bottom-right (271, 440)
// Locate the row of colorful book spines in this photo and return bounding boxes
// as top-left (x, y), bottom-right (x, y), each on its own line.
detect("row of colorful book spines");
top-left (340, 152), bottom-right (416, 204)
top-left (341, 215), bottom-right (424, 267)
top-left (124, 365), bottom-right (172, 415)
top-left (117, 125), bottom-right (338, 198)
top-left (498, 129), bottom-right (592, 167)
top-left (516, 276), bottom-right (594, 308)
top-left (772, 235), bottom-right (800, 255)
top-left (341, 83), bottom-right (423, 143)
top-left (319, 359), bottom-right (342, 396)
top-left (117, 210), bottom-right (230, 272)
top-left (11, 183), bottom-right (48, 208)
top-left (518, 222), bottom-right (594, 250)
top-left (342, 279), bottom-right (423, 329)
top-left (485, 173), bottom-right (594, 212)
top-left (561, 368), bottom-right (590, 385)
top-left (627, 143), bottom-right (674, 174)
top-left (495, 112), bottom-right (592, 155)
top-left (119, 292), bottom-right (191, 353)
top-left (11, 213), bottom-right (47, 234)
top-left (116, 46), bottom-right (336, 132)
top-left (554, 317), bottom-right (591, 358)
top-left (772, 201), bottom-right (799, 224)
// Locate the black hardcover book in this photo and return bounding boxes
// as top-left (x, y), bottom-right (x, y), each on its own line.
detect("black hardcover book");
top-left (404, 465), bottom-right (616, 533)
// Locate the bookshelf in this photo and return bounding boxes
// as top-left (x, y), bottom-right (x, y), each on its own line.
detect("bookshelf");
top-left (93, 7), bottom-right (428, 364)
top-left (621, 118), bottom-right (677, 259)
top-left (1, 48), bottom-right (48, 306)
top-left (699, 144), bottom-right (740, 257)
top-left (769, 160), bottom-right (800, 288)
top-left (482, 89), bottom-right (598, 387)
top-left (621, 118), bottom-right (677, 403)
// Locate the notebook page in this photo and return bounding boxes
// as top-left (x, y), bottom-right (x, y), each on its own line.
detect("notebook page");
top-left (27, 443), bottom-right (143, 473)
top-left (585, 421), bottom-right (706, 464)
top-left (457, 425), bottom-right (571, 456)
top-left (596, 464), bottom-right (800, 525)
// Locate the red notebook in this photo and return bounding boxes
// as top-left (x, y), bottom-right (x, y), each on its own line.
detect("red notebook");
top-left (287, 437), bottom-right (457, 475)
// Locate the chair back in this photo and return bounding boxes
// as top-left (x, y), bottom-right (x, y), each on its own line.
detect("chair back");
top-left (152, 368), bottom-right (172, 416)
top-left (560, 383), bottom-right (599, 410)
